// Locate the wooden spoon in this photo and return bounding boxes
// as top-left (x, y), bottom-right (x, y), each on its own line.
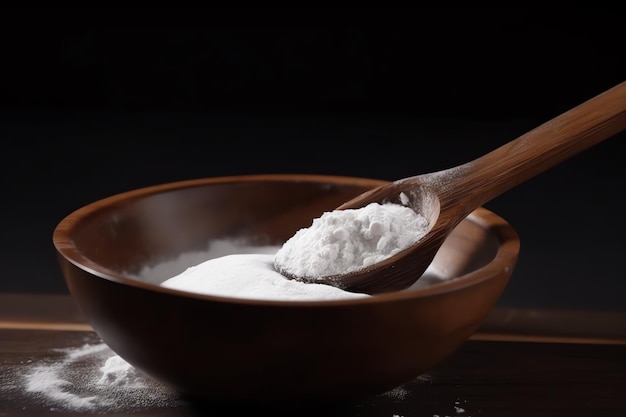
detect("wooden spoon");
top-left (275, 80), bottom-right (626, 294)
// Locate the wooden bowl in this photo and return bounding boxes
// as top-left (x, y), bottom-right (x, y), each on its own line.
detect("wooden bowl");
top-left (53, 174), bottom-right (519, 405)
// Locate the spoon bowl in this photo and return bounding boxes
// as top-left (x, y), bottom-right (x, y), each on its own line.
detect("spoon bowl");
top-left (276, 81), bottom-right (626, 294)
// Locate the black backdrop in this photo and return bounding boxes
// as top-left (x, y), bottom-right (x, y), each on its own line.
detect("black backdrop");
top-left (2, 7), bottom-right (624, 311)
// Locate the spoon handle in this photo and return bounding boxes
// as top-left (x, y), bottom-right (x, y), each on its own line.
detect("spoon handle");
top-left (434, 80), bottom-right (626, 212)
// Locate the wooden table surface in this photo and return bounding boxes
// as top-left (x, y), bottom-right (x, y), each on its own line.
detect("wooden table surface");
top-left (1, 293), bottom-right (625, 417)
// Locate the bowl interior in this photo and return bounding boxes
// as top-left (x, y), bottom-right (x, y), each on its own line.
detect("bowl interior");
top-left (58, 175), bottom-right (504, 294)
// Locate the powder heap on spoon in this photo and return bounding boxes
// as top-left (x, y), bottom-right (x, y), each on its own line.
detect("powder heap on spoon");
top-left (274, 196), bottom-right (430, 285)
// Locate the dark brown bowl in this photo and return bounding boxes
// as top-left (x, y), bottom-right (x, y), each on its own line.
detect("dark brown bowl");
top-left (52, 174), bottom-right (520, 405)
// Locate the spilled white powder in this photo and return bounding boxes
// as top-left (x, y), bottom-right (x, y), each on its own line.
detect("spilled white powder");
top-left (6, 340), bottom-right (183, 412)
top-left (274, 201), bottom-right (429, 279)
top-left (0, 336), bottom-right (435, 413)
top-left (97, 355), bottom-right (143, 387)
top-left (454, 399), bottom-right (466, 414)
top-left (24, 343), bottom-right (109, 409)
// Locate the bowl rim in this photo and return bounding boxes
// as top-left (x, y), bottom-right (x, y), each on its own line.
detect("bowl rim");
top-left (53, 174), bottom-right (520, 306)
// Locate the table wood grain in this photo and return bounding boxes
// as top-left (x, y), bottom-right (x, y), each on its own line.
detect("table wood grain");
top-left (1, 293), bottom-right (625, 416)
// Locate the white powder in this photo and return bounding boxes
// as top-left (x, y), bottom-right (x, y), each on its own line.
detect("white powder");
top-left (153, 198), bottom-right (445, 301)
top-left (146, 199), bottom-right (442, 302)
top-left (274, 201), bottom-right (429, 279)
top-left (161, 253), bottom-right (370, 301)
top-left (158, 202), bottom-right (430, 301)
top-left (137, 239), bottom-right (280, 285)
top-left (97, 354), bottom-right (144, 387)
top-left (1, 336), bottom-right (435, 412)
top-left (4, 340), bottom-right (183, 412)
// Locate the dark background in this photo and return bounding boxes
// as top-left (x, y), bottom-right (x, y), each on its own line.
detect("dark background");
top-left (1, 7), bottom-right (624, 311)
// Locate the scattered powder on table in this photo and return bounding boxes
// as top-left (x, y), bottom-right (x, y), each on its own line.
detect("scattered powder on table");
top-left (1, 339), bottom-right (184, 412)
top-left (0, 337), bottom-right (434, 413)
top-left (97, 354), bottom-right (143, 387)
top-left (274, 200), bottom-right (430, 279)
top-left (454, 399), bottom-right (467, 414)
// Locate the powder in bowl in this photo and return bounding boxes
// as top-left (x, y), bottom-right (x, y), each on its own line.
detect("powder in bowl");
top-left (158, 200), bottom-right (431, 301)
top-left (161, 253), bottom-right (370, 301)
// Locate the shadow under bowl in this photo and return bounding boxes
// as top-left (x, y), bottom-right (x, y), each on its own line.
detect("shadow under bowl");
top-left (53, 174), bottom-right (520, 405)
